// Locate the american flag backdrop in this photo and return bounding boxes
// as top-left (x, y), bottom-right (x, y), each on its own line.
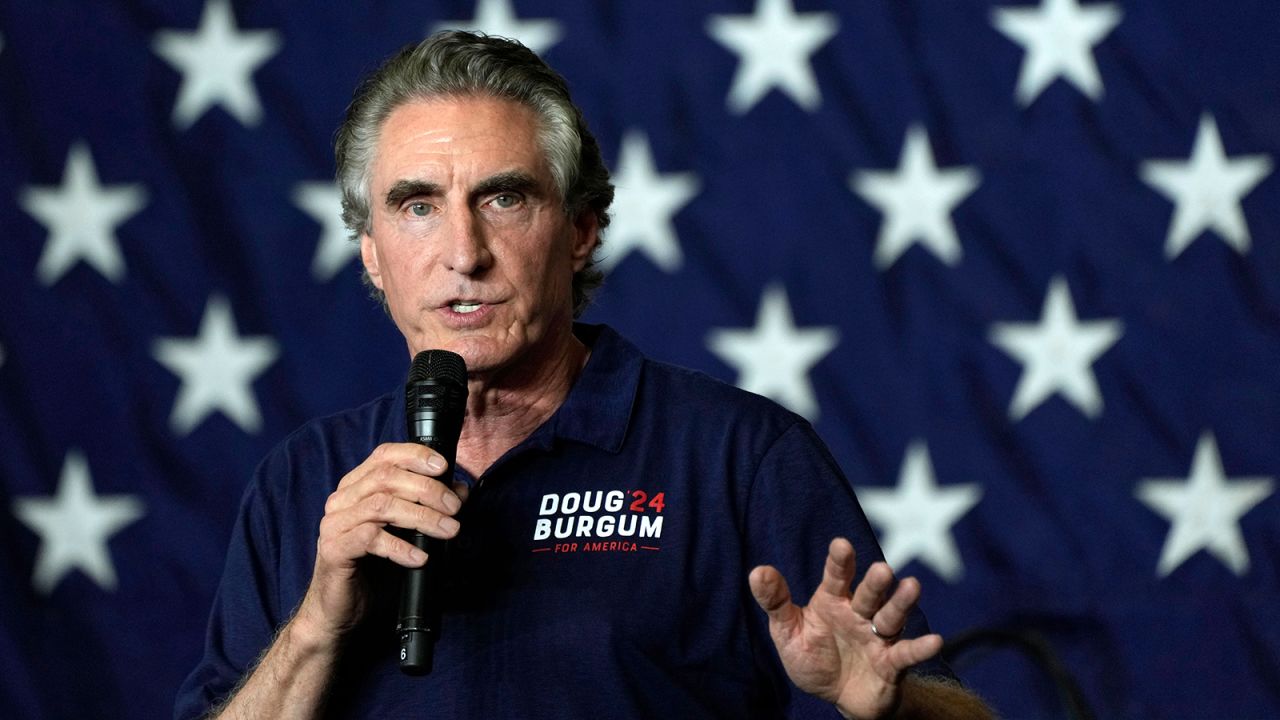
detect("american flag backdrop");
top-left (2, 0), bottom-right (1278, 717)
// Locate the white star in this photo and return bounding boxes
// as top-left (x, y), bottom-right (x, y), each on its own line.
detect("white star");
top-left (859, 441), bottom-right (982, 583)
top-left (989, 276), bottom-right (1122, 421)
top-left (706, 284), bottom-right (839, 421)
top-left (153, 0), bottom-right (281, 129)
top-left (850, 125), bottom-right (981, 270)
top-left (1140, 114), bottom-right (1273, 260)
top-left (152, 295), bottom-right (280, 435)
top-left (601, 131), bottom-right (700, 273)
top-left (19, 142), bottom-right (147, 285)
top-left (1136, 432), bottom-right (1273, 577)
top-left (992, 0), bottom-right (1122, 106)
top-left (293, 182), bottom-right (357, 282)
top-left (707, 0), bottom-right (839, 114)
top-left (431, 0), bottom-right (562, 56)
top-left (12, 451), bottom-right (145, 594)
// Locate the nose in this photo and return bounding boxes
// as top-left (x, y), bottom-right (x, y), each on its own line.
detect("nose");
top-left (443, 209), bottom-right (493, 276)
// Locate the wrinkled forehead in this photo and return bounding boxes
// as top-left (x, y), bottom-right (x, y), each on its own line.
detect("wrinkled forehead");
top-left (370, 93), bottom-right (552, 179)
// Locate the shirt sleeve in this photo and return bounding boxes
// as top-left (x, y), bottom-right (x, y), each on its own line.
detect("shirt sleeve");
top-left (173, 465), bottom-right (289, 720)
top-left (741, 420), bottom-right (954, 719)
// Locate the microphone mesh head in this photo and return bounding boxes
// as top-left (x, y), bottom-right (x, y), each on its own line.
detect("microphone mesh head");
top-left (408, 350), bottom-right (467, 387)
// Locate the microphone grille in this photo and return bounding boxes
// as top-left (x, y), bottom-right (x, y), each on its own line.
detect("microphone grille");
top-left (408, 350), bottom-right (467, 387)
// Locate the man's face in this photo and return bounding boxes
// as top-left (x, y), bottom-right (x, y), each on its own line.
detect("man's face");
top-left (361, 96), bottom-right (597, 376)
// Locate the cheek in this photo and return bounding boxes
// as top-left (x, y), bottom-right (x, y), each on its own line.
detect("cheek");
top-left (377, 255), bottom-right (433, 329)
top-left (539, 264), bottom-right (577, 319)
top-left (380, 235), bottom-right (434, 287)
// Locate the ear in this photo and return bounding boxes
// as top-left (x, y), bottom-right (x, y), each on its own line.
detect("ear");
top-left (360, 233), bottom-right (385, 290)
top-left (569, 211), bottom-right (600, 272)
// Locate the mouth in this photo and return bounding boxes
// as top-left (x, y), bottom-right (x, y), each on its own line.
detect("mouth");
top-left (449, 302), bottom-right (483, 314)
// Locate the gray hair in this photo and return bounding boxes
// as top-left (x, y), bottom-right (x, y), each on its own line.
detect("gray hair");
top-left (335, 30), bottom-right (614, 318)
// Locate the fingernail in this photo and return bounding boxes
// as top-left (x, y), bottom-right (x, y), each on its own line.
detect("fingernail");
top-left (409, 548), bottom-right (428, 565)
top-left (425, 455), bottom-right (446, 473)
top-left (443, 493), bottom-right (462, 513)
top-left (439, 517), bottom-right (460, 535)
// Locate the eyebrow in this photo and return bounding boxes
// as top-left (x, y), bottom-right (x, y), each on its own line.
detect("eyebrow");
top-left (384, 179), bottom-right (441, 209)
top-left (382, 171), bottom-right (544, 211)
top-left (471, 171), bottom-right (540, 201)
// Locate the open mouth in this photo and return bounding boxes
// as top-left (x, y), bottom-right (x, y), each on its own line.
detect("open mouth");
top-left (450, 302), bottom-right (483, 314)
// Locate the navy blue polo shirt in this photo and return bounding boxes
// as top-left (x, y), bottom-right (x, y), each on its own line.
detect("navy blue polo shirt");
top-left (176, 324), bottom-right (946, 719)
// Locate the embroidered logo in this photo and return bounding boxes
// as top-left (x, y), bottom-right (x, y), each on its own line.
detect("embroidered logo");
top-left (531, 489), bottom-right (665, 554)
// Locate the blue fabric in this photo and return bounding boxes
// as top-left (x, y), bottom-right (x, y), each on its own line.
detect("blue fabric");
top-left (175, 324), bottom-right (945, 719)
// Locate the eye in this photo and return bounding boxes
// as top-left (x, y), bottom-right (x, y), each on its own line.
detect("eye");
top-left (491, 193), bottom-right (522, 209)
top-left (407, 202), bottom-right (431, 217)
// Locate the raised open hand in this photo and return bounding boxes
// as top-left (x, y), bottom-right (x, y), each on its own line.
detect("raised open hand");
top-left (749, 538), bottom-right (944, 720)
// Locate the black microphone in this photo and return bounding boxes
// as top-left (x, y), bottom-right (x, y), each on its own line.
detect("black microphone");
top-left (398, 349), bottom-right (467, 675)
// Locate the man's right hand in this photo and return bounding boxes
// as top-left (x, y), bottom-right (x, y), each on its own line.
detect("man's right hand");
top-left (207, 444), bottom-right (462, 719)
top-left (293, 442), bottom-right (463, 645)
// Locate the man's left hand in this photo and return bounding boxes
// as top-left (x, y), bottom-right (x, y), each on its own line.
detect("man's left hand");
top-left (749, 538), bottom-right (944, 720)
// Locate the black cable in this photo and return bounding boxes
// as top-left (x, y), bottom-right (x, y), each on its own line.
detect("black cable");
top-left (943, 627), bottom-right (1095, 720)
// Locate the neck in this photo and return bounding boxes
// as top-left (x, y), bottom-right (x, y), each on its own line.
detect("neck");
top-left (455, 324), bottom-right (588, 477)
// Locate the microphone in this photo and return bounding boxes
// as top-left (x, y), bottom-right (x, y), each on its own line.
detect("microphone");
top-left (398, 349), bottom-right (467, 675)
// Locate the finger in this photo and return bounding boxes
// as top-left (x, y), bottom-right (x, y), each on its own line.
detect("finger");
top-left (336, 443), bottom-right (449, 491)
top-left (851, 561), bottom-right (895, 619)
top-left (328, 490), bottom-right (461, 540)
top-left (871, 576), bottom-right (922, 638)
top-left (748, 566), bottom-right (803, 640)
top-left (316, 520), bottom-right (427, 570)
top-left (817, 537), bottom-right (857, 600)
top-left (328, 466), bottom-right (462, 516)
top-left (371, 467), bottom-right (463, 514)
top-left (887, 633), bottom-right (944, 671)
top-left (366, 527), bottom-right (431, 568)
top-left (366, 491), bottom-right (461, 539)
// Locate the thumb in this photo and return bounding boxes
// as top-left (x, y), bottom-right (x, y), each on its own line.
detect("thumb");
top-left (749, 565), bottom-right (802, 640)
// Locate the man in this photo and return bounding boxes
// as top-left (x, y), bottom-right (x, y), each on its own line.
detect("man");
top-left (176, 31), bottom-right (992, 719)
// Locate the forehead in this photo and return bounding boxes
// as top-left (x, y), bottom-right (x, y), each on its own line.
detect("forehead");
top-left (372, 95), bottom-right (547, 183)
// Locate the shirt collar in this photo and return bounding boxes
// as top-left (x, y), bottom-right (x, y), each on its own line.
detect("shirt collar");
top-left (546, 323), bottom-right (641, 454)
top-left (379, 323), bottom-right (641, 454)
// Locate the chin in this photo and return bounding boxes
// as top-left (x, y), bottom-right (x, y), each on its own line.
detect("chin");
top-left (434, 337), bottom-right (513, 376)
top-left (408, 323), bottom-right (543, 377)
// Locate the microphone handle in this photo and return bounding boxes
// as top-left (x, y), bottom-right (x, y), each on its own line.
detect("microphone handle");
top-left (398, 400), bottom-right (461, 675)
top-left (398, 529), bottom-right (446, 674)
